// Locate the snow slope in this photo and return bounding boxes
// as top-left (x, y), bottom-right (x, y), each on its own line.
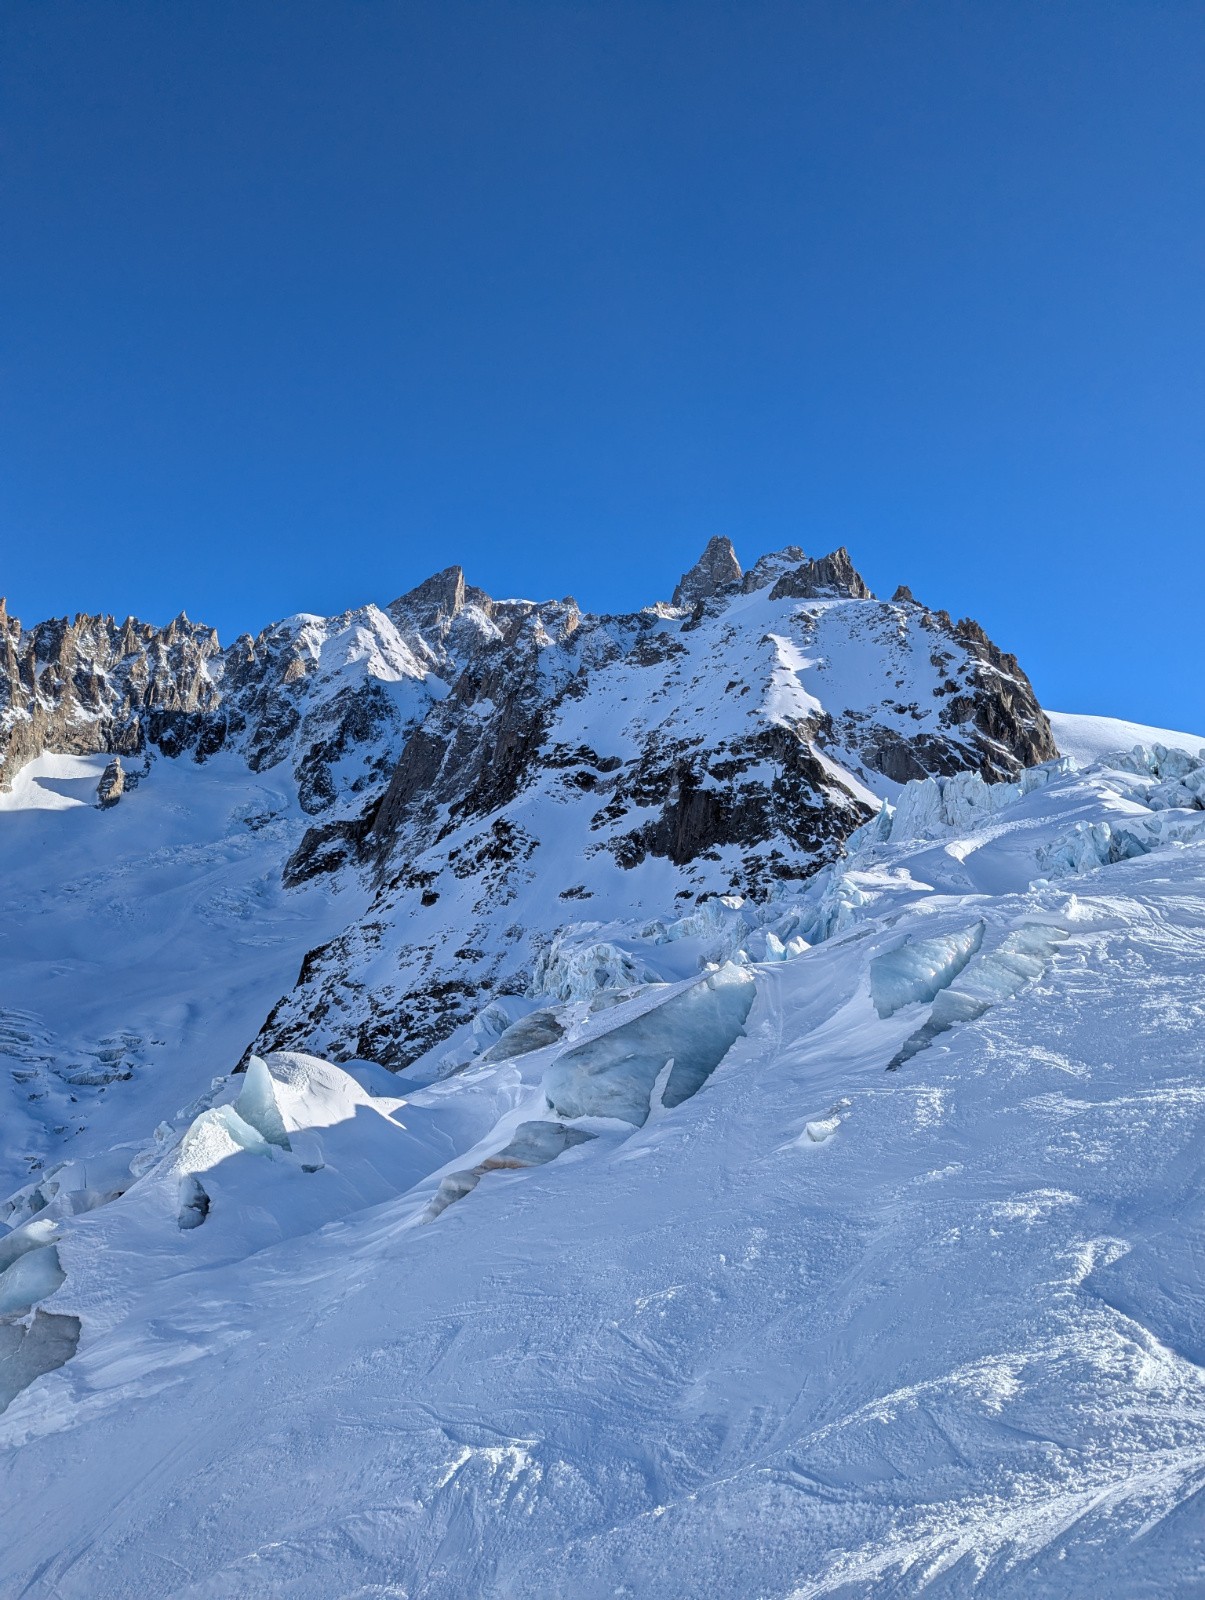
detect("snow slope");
top-left (3, 737), bottom-right (1205, 1596)
top-left (0, 750), bottom-right (367, 1216)
top-left (1049, 710), bottom-right (1205, 767)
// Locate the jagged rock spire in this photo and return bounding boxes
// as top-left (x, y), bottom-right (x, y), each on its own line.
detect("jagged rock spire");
top-left (389, 565), bottom-right (467, 620)
top-left (672, 537), bottom-right (742, 609)
top-left (768, 547), bottom-right (873, 602)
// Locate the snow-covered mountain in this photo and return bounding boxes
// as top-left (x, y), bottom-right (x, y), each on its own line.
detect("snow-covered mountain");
top-left (3, 542), bottom-right (1204, 1597)
top-left (2, 540), bottom-right (1055, 1079)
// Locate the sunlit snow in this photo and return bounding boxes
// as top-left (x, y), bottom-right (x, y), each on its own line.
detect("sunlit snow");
top-left (4, 717), bottom-right (1205, 1596)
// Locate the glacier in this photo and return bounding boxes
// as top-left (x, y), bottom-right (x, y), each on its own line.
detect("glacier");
top-left (4, 565), bottom-right (1205, 1597)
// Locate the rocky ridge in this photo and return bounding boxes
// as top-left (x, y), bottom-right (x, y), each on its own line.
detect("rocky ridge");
top-left (2, 543), bottom-right (1055, 1072)
top-left (255, 542), bottom-right (1055, 1070)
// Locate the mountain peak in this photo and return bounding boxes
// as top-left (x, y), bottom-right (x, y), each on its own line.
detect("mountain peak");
top-left (768, 547), bottom-right (873, 602)
top-left (671, 537), bottom-right (742, 609)
top-left (389, 564), bottom-right (468, 620)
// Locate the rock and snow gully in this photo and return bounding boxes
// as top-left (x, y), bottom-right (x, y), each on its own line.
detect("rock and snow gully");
top-left (2, 541), bottom-right (1204, 1597)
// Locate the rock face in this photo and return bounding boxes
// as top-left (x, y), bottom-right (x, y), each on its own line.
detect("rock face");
top-left (0, 595), bottom-right (474, 814)
top-left (671, 537), bottom-right (743, 608)
top-left (249, 543), bottom-right (1055, 1071)
top-left (3, 543), bottom-right (1056, 1074)
top-left (0, 599), bottom-right (223, 789)
top-left (768, 547), bottom-right (873, 601)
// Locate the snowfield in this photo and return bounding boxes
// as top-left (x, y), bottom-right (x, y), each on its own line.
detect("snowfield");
top-left (3, 719), bottom-right (1205, 1596)
top-left (1048, 709), bottom-right (1205, 767)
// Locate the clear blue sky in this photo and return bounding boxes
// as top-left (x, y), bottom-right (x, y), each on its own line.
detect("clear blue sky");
top-left (3, 1), bottom-right (1202, 726)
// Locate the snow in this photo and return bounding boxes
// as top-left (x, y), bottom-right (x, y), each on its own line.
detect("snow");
top-left (0, 748), bottom-right (367, 1229)
top-left (4, 702), bottom-right (1205, 1592)
top-left (1049, 710), bottom-right (1205, 766)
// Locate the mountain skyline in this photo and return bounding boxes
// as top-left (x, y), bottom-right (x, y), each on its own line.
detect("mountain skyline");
top-left (1, 530), bottom-right (1203, 1592)
top-left (6, 1), bottom-right (1204, 729)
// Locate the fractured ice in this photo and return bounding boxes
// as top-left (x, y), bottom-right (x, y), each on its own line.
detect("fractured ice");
top-left (425, 1120), bottom-right (596, 1220)
top-left (888, 922), bottom-right (1068, 1070)
top-left (530, 933), bottom-right (655, 1003)
top-left (869, 923), bottom-right (985, 1019)
top-left (0, 1310), bottom-right (80, 1415)
top-left (543, 962), bottom-right (756, 1125)
top-left (234, 1056), bottom-right (292, 1150)
top-left (0, 1242), bottom-right (65, 1318)
top-left (479, 1009), bottom-right (564, 1064)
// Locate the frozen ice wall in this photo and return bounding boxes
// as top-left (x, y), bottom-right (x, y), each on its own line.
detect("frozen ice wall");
top-left (543, 963), bottom-right (756, 1125)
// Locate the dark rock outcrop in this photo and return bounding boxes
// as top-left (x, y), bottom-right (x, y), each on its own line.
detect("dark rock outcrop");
top-left (96, 758), bottom-right (125, 809)
top-left (0, 600), bottom-right (223, 790)
top-left (769, 548), bottom-right (873, 602)
top-left (672, 537), bottom-right (743, 609)
top-left (942, 615), bottom-right (1056, 773)
top-left (741, 547), bottom-right (807, 593)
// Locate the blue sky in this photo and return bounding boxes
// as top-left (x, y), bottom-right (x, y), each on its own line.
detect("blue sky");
top-left (3, 1), bottom-right (1203, 727)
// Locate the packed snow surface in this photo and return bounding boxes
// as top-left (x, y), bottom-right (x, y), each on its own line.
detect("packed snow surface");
top-left (4, 718), bottom-right (1205, 1595)
top-left (1049, 709), bottom-right (1205, 766)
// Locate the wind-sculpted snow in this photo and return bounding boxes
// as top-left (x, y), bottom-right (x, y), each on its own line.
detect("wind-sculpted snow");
top-left (1049, 709), bottom-right (1205, 768)
top-left (6, 555), bottom-right (1205, 1594)
top-left (3, 723), bottom-right (1205, 1591)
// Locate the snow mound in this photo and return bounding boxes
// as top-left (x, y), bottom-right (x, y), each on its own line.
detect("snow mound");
top-left (543, 962), bottom-right (756, 1125)
top-left (1049, 710), bottom-right (1205, 767)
